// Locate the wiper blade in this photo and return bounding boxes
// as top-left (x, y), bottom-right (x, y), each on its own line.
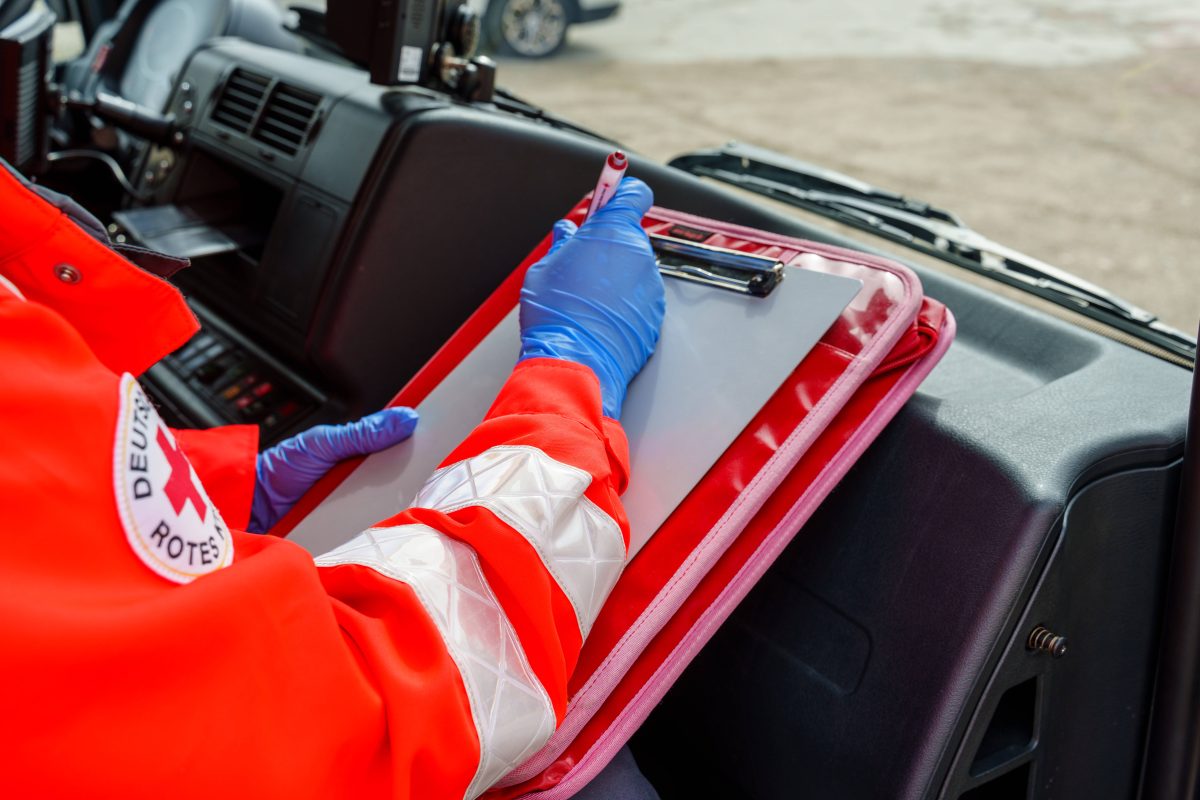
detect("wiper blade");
top-left (716, 171), bottom-right (1149, 319)
top-left (670, 143), bottom-right (1195, 363)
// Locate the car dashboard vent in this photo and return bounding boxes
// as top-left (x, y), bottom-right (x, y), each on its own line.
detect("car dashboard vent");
top-left (211, 69), bottom-right (269, 134)
top-left (252, 83), bottom-right (322, 157)
top-left (210, 70), bottom-right (323, 157)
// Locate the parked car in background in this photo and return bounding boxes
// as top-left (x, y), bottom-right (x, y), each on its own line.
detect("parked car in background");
top-left (469, 0), bottom-right (619, 57)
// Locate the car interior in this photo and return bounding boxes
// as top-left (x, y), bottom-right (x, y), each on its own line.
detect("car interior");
top-left (3, 0), bottom-right (1198, 796)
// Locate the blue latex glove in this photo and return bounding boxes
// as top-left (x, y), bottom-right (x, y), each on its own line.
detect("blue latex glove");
top-left (247, 407), bottom-right (419, 533)
top-left (519, 177), bottom-right (665, 418)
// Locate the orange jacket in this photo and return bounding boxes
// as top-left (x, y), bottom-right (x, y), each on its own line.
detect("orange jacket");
top-left (0, 166), bottom-right (631, 798)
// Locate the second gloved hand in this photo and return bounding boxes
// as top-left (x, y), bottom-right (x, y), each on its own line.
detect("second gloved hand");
top-left (519, 177), bottom-right (665, 419)
top-left (248, 406), bottom-right (419, 533)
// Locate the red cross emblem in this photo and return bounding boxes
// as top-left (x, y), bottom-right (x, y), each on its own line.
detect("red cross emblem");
top-left (157, 427), bottom-right (208, 521)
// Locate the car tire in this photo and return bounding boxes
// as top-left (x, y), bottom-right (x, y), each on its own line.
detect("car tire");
top-left (484, 0), bottom-right (573, 59)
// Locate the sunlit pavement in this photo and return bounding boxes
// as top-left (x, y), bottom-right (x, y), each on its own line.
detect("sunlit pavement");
top-left (496, 0), bottom-right (1200, 333)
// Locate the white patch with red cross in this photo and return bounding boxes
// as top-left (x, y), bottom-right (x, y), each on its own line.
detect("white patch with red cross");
top-left (113, 374), bottom-right (233, 583)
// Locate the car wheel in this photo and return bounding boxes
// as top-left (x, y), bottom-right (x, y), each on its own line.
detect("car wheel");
top-left (486, 0), bottom-right (571, 58)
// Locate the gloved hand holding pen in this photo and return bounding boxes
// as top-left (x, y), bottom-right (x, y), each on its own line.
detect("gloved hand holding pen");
top-left (518, 176), bottom-right (665, 419)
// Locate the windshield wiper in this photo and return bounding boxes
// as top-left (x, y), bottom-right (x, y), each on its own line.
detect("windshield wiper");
top-left (669, 143), bottom-right (1195, 364)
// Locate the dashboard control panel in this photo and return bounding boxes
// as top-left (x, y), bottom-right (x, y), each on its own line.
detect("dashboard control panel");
top-left (163, 328), bottom-right (313, 431)
top-left (144, 313), bottom-right (325, 445)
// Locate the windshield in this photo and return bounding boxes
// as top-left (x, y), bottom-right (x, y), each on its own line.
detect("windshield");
top-left (479, 0), bottom-right (1200, 337)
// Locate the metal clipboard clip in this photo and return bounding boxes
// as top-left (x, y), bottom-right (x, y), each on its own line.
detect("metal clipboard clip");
top-left (650, 234), bottom-right (786, 297)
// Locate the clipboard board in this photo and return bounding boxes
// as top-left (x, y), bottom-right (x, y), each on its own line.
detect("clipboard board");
top-left (287, 258), bottom-right (862, 557)
top-left (274, 200), bottom-right (954, 800)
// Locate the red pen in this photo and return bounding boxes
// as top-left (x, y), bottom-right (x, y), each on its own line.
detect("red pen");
top-left (585, 150), bottom-right (628, 221)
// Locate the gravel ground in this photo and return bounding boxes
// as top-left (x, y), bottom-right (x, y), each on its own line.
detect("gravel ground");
top-left (495, 0), bottom-right (1200, 333)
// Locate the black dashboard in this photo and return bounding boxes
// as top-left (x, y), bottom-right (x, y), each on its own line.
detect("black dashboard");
top-left (133, 41), bottom-right (390, 435)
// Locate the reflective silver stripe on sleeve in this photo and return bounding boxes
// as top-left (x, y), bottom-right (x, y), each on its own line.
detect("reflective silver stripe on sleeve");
top-left (315, 524), bottom-right (556, 799)
top-left (412, 445), bottom-right (626, 638)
